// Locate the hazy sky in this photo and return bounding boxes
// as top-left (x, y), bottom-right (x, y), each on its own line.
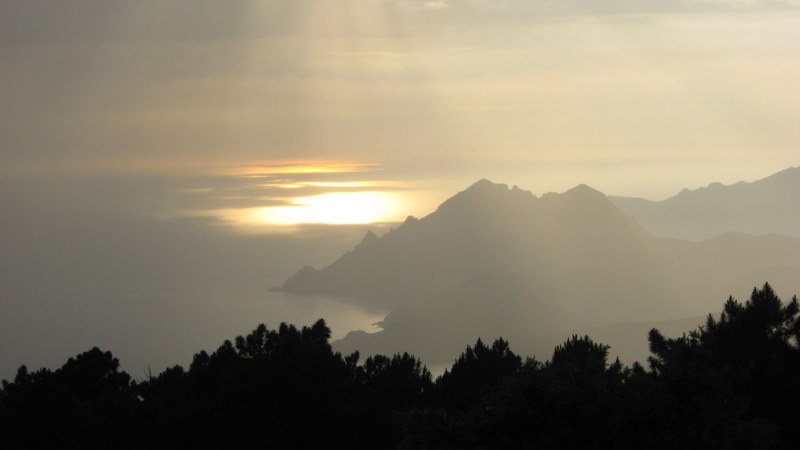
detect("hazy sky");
top-left (2, 0), bottom-right (799, 377)
top-left (3, 1), bottom-right (799, 203)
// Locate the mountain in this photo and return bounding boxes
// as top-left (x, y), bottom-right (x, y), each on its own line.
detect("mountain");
top-left (281, 179), bottom-right (800, 365)
top-left (282, 180), bottom-right (659, 310)
top-left (610, 166), bottom-right (800, 241)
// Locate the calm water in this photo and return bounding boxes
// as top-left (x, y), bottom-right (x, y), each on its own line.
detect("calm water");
top-left (0, 273), bottom-right (385, 382)
top-left (0, 177), bottom-right (391, 381)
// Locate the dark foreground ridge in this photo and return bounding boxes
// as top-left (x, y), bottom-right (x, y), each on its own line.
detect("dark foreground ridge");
top-left (2, 284), bottom-right (799, 449)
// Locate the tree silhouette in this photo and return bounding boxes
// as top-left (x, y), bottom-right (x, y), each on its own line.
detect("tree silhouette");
top-left (354, 352), bottom-right (433, 447)
top-left (551, 334), bottom-right (613, 374)
top-left (138, 319), bottom-right (359, 448)
top-left (0, 348), bottom-right (140, 448)
top-left (435, 337), bottom-right (521, 410)
top-left (641, 283), bottom-right (799, 449)
top-left (3, 285), bottom-right (799, 448)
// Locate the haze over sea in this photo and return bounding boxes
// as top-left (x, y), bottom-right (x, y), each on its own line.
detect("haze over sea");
top-left (0, 233), bottom-right (385, 381)
top-left (3, 0), bottom-right (799, 382)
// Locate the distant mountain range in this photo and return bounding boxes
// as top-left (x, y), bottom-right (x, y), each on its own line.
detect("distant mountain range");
top-left (279, 169), bottom-right (800, 365)
top-left (610, 166), bottom-right (800, 241)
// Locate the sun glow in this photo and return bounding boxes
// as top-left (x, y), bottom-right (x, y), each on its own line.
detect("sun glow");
top-left (258, 191), bottom-right (397, 225)
top-left (217, 160), bottom-right (375, 177)
top-left (187, 160), bottom-right (429, 231)
top-left (260, 181), bottom-right (380, 189)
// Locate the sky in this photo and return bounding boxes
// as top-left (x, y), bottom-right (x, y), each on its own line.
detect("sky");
top-left (3, 1), bottom-right (799, 204)
top-left (1, 0), bottom-right (799, 377)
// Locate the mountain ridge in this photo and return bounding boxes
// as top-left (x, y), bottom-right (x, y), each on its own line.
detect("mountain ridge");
top-left (610, 166), bottom-right (800, 240)
top-left (280, 179), bottom-right (650, 308)
top-left (280, 173), bottom-right (800, 366)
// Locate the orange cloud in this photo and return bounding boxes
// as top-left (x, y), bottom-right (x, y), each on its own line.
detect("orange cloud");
top-left (217, 160), bottom-right (378, 177)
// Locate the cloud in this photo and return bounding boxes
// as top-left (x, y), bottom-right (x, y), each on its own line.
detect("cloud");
top-left (1, 1), bottom-right (796, 46)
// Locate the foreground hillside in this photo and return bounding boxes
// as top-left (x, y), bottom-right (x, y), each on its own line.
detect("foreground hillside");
top-left (2, 285), bottom-right (798, 449)
top-left (280, 178), bottom-right (800, 365)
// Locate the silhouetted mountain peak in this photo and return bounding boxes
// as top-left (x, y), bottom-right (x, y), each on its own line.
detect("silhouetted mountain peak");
top-left (672, 181), bottom-right (725, 200)
top-left (762, 165), bottom-right (798, 178)
top-left (349, 230), bottom-right (381, 254)
top-left (361, 230), bottom-right (379, 244)
top-left (759, 165), bottom-right (800, 188)
top-left (544, 184), bottom-right (623, 223)
top-left (609, 165), bottom-right (800, 240)
top-left (468, 178), bottom-right (502, 191)
top-left (435, 179), bottom-right (535, 216)
top-left (563, 184), bottom-right (606, 200)
top-left (669, 166), bottom-right (800, 202)
top-left (456, 178), bottom-right (526, 199)
top-left (279, 265), bottom-right (319, 292)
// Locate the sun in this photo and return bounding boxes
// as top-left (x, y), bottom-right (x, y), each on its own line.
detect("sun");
top-left (187, 160), bottom-right (429, 231)
top-left (256, 191), bottom-right (398, 225)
